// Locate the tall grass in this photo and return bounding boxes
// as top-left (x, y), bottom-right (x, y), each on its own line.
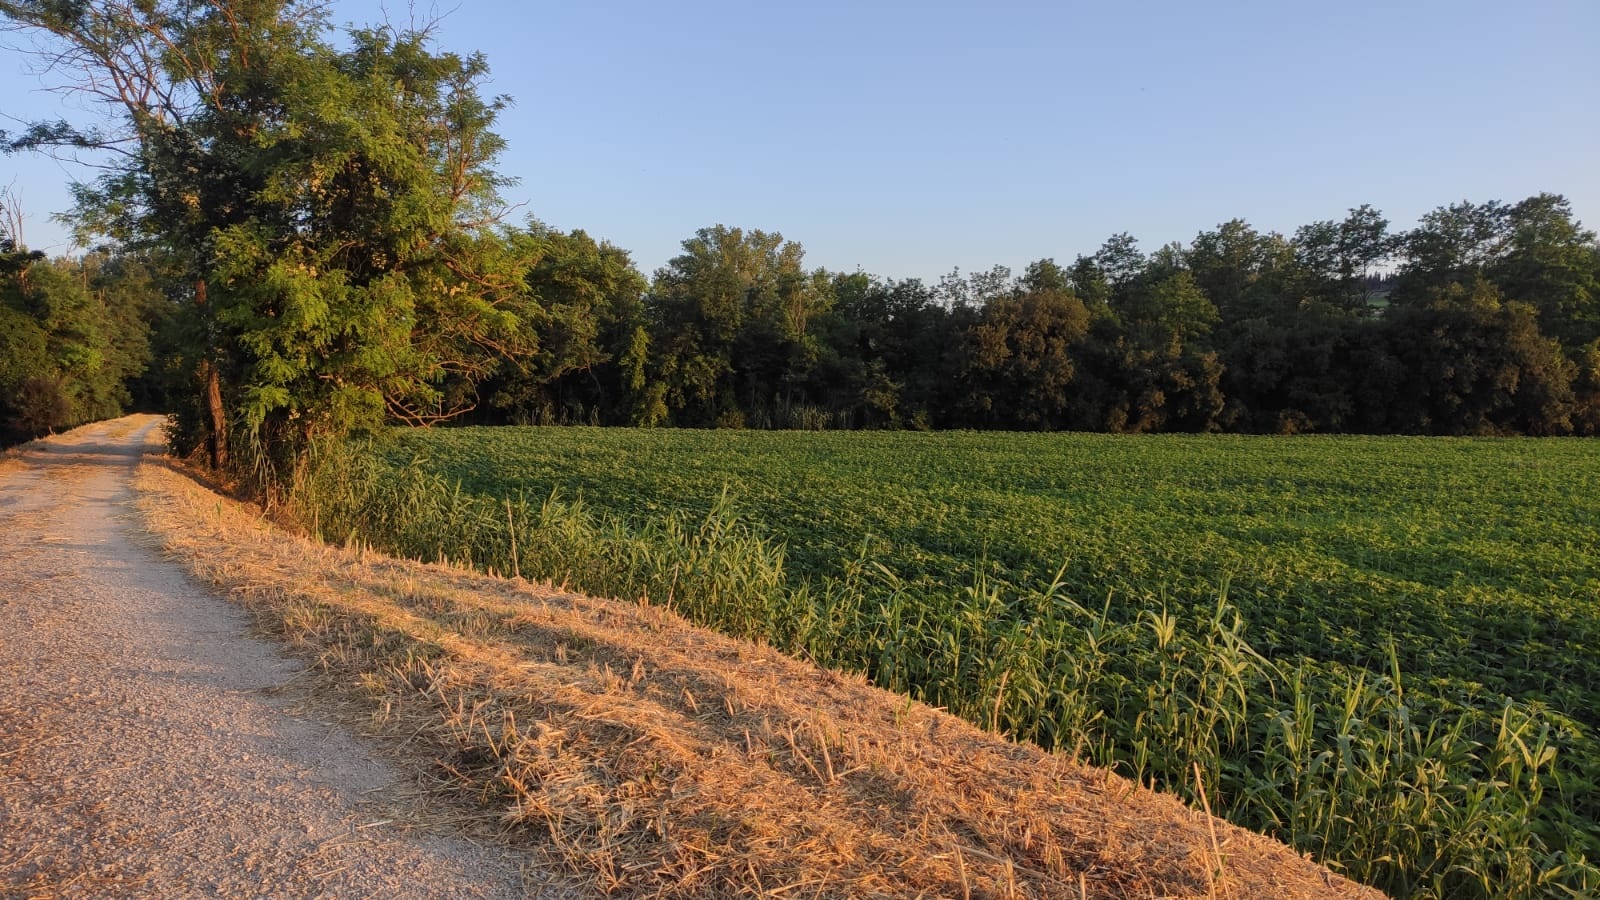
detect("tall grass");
top-left (296, 440), bottom-right (1598, 899)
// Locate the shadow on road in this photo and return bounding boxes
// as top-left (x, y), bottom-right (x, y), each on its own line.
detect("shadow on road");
top-left (15, 442), bottom-right (142, 465)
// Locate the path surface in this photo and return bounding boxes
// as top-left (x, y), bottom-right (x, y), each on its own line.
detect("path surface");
top-left (0, 418), bottom-right (556, 898)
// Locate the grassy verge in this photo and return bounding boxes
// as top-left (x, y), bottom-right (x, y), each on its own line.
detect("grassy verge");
top-left (292, 431), bottom-right (1600, 900)
top-left (129, 438), bottom-right (1372, 899)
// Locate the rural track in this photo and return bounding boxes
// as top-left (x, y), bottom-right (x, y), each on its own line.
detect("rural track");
top-left (0, 417), bottom-right (566, 898)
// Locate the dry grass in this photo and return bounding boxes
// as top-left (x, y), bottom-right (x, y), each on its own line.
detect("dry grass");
top-left (132, 443), bottom-right (1379, 898)
top-left (0, 434), bottom-right (44, 478)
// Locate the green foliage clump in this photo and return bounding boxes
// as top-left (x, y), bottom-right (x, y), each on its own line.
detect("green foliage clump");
top-left (0, 246), bottom-right (157, 442)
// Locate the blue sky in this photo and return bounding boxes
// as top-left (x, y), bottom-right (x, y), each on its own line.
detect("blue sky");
top-left (3, 0), bottom-right (1597, 282)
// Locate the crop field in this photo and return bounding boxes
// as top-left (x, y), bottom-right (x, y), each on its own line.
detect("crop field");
top-left (304, 427), bottom-right (1600, 898)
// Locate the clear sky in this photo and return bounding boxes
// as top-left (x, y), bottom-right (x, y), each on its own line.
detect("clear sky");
top-left (3, 0), bottom-right (1597, 283)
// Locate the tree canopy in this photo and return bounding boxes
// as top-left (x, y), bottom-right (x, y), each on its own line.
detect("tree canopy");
top-left (1, 0), bottom-right (543, 486)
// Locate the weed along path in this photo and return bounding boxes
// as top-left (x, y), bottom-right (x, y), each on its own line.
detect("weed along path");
top-left (0, 417), bottom-right (556, 898)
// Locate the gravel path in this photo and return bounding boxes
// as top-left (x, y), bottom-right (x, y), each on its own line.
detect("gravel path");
top-left (0, 418), bottom-right (561, 898)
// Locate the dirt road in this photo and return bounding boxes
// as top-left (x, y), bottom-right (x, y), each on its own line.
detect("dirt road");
top-left (0, 418), bottom-right (557, 898)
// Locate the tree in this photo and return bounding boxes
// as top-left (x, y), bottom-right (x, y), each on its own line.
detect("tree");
top-left (807, 272), bottom-right (894, 428)
top-left (1571, 340), bottom-right (1600, 435)
top-left (1120, 271), bottom-right (1219, 349)
top-left (960, 287), bottom-right (1091, 429)
top-left (1381, 280), bottom-right (1577, 435)
top-left (647, 226), bottom-right (829, 427)
top-left (1065, 333), bottom-right (1225, 434)
top-left (1093, 233), bottom-right (1146, 294)
top-left (0, 291), bottom-right (53, 438)
top-left (0, 250), bottom-right (152, 440)
top-left (1391, 194), bottom-right (1600, 348)
top-left (813, 273), bottom-right (961, 428)
top-left (486, 223), bottom-right (648, 424)
top-left (1, 194), bottom-right (80, 438)
top-left (1022, 258), bottom-right (1071, 294)
top-left (1067, 254), bottom-right (1112, 315)
top-left (1067, 238), bottom-right (1227, 433)
top-left (1186, 219), bottom-right (1290, 322)
top-left (1293, 204), bottom-right (1392, 312)
top-left (1486, 193), bottom-right (1600, 348)
top-left (1390, 200), bottom-right (1508, 307)
top-left (1221, 311), bottom-right (1366, 433)
top-left (1, 2), bottom-right (540, 491)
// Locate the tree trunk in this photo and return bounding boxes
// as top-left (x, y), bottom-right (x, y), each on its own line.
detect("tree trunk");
top-left (195, 280), bottom-right (228, 471)
top-left (203, 359), bottom-right (228, 470)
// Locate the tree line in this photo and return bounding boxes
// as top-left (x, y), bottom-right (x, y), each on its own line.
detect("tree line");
top-left (8, 191), bottom-right (1596, 448)
top-left (494, 197), bottom-right (1599, 439)
top-left (2, 2), bottom-right (1597, 481)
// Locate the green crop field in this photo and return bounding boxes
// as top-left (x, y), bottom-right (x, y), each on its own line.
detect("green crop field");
top-left (303, 427), bottom-right (1600, 898)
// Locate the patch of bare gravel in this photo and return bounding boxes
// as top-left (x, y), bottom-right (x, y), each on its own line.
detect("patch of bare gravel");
top-left (0, 417), bottom-right (570, 898)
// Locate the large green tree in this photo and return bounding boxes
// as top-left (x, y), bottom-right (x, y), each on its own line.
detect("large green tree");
top-left (646, 226), bottom-right (830, 427)
top-left (486, 222), bottom-right (649, 424)
top-left (1486, 193), bottom-right (1600, 348)
top-left (2, 1), bottom-right (540, 491)
top-left (1292, 204), bottom-right (1392, 313)
top-left (960, 285), bottom-right (1091, 429)
top-left (1390, 200), bottom-right (1508, 308)
top-left (1185, 219), bottom-right (1292, 322)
